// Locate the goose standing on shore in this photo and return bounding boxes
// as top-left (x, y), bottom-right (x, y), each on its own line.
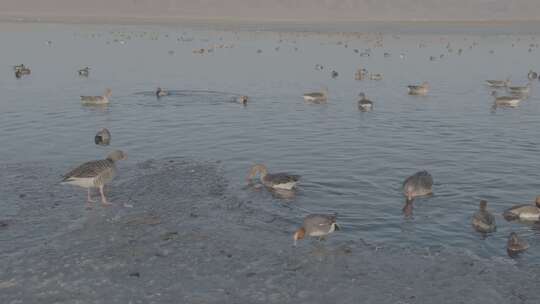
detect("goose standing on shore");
top-left (62, 150), bottom-right (127, 207)
top-left (471, 200), bottom-right (497, 233)
top-left (303, 88), bottom-right (328, 103)
top-left (95, 128), bottom-right (111, 146)
top-left (407, 82), bottom-right (429, 95)
top-left (402, 170), bottom-right (433, 202)
top-left (357, 92), bottom-right (373, 111)
top-left (81, 88), bottom-right (112, 105)
top-left (293, 214), bottom-right (340, 245)
top-left (247, 164), bottom-right (300, 190)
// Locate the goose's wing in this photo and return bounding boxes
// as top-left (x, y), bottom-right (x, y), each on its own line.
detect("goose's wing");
top-left (63, 159), bottom-right (113, 180)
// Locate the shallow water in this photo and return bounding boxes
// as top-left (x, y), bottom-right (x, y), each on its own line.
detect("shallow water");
top-left (1, 21), bottom-right (540, 265)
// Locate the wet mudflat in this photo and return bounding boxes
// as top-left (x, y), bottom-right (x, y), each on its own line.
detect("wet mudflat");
top-left (1, 158), bottom-right (539, 303)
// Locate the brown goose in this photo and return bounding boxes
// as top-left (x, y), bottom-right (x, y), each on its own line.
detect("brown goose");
top-left (247, 164), bottom-right (300, 190)
top-left (62, 150), bottom-right (127, 206)
top-left (293, 214), bottom-right (339, 245)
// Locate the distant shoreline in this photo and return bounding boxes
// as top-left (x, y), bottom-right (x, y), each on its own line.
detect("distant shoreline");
top-left (2, 13), bottom-right (540, 34)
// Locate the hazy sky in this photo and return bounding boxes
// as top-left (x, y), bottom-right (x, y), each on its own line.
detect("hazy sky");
top-left (1, 0), bottom-right (538, 21)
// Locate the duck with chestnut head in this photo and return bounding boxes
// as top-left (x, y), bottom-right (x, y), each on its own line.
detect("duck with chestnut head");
top-left (293, 214), bottom-right (339, 246)
top-left (246, 164), bottom-right (300, 190)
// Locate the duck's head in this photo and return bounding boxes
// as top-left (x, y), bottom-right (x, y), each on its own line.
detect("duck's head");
top-left (535, 196), bottom-right (540, 207)
top-left (106, 150), bottom-right (127, 161)
top-left (479, 200), bottom-right (488, 211)
top-left (246, 164), bottom-right (268, 183)
top-left (293, 227), bottom-right (306, 246)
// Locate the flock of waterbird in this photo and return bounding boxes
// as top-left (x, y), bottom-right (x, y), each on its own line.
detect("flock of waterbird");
top-left (11, 33), bottom-right (540, 257)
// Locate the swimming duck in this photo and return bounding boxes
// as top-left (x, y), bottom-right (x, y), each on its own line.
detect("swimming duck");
top-left (331, 70), bottom-right (339, 78)
top-left (485, 78), bottom-right (510, 88)
top-left (81, 88), bottom-right (112, 105)
top-left (293, 214), bottom-right (339, 245)
top-left (156, 87), bottom-right (168, 98)
top-left (358, 92), bottom-right (373, 111)
top-left (94, 128), bottom-right (111, 146)
top-left (407, 82), bottom-right (429, 95)
top-left (303, 89), bottom-right (328, 103)
top-left (527, 70), bottom-right (538, 80)
top-left (78, 67), bottom-right (90, 77)
top-left (246, 164), bottom-right (300, 190)
top-left (62, 150), bottom-right (127, 207)
top-left (503, 196), bottom-right (540, 221)
top-left (236, 95), bottom-right (248, 105)
top-left (471, 200), bottom-right (496, 233)
top-left (15, 66), bottom-right (31, 78)
top-left (491, 91), bottom-right (521, 107)
top-left (402, 170), bottom-right (433, 202)
top-left (507, 232), bottom-right (529, 256)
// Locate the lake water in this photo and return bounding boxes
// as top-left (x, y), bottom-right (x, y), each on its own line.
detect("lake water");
top-left (1, 21), bottom-right (540, 264)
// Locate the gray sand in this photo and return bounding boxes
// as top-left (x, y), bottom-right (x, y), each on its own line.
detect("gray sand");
top-left (1, 158), bottom-right (539, 303)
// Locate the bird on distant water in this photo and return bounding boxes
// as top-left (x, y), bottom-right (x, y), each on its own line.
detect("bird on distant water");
top-left (81, 88), bottom-right (112, 105)
top-left (95, 128), bottom-right (111, 146)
